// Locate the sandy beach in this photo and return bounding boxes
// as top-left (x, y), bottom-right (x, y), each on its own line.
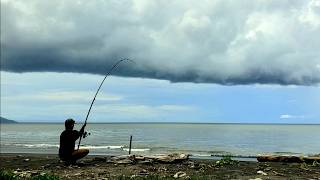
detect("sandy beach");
top-left (1, 153), bottom-right (320, 179)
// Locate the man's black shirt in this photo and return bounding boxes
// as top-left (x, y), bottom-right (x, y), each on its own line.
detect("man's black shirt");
top-left (59, 130), bottom-right (80, 159)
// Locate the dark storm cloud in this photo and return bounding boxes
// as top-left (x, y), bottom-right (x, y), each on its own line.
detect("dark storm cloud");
top-left (1, 0), bottom-right (320, 85)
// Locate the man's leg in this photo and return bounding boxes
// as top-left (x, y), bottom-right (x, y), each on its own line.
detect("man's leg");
top-left (71, 149), bottom-right (89, 161)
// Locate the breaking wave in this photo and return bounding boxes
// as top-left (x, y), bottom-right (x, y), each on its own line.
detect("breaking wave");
top-left (123, 148), bottom-right (150, 152)
top-left (82, 145), bottom-right (124, 149)
top-left (13, 144), bottom-right (60, 148)
top-left (6, 143), bottom-right (125, 150)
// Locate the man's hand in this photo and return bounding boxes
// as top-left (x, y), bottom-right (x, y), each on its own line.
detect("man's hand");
top-left (79, 124), bottom-right (86, 135)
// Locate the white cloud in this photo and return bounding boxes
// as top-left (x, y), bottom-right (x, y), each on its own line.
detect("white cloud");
top-left (280, 114), bottom-right (305, 119)
top-left (92, 104), bottom-right (196, 117)
top-left (2, 91), bottom-right (123, 103)
top-left (299, 0), bottom-right (320, 28)
top-left (158, 105), bottom-right (194, 111)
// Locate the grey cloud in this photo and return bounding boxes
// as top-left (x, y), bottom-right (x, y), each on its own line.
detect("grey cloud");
top-left (1, 0), bottom-right (320, 85)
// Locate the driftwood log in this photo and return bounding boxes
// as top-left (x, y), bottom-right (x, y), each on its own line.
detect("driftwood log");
top-left (109, 153), bottom-right (189, 164)
top-left (257, 155), bottom-right (320, 163)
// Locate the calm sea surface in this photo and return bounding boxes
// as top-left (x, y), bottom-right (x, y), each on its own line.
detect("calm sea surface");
top-left (1, 123), bottom-right (319, 157)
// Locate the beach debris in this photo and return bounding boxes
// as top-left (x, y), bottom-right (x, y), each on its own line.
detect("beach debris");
top-left (23, 158), bottom-right (30, 162)
top-left (264, 167), bottom-right (272, 171)
top-left (89, 172), bottom-right (95, 178)
top-left (138, 153), bottom-right (189, 163)
top-left (12, 170), bottom-right (40, 178)
top-left (131, 175), bottom-right (138, 178)
top-left (19, 172), bottom-right (31, 178)
top-left (135, 156), bottom-right (145, 161)
top-left (256, 155), bottom-right (320, 163)
top-left (249, 178), bottom-right (262, 180)
top-left (109, 155), bottom-right (135, 164)
top-left (300, 162), bottom-right (311, 171)
top-left (108, 153), bottom-right (189, 164)
top-left (30, 170), bottom-right (39, 176)
top-left (257, 170), bottom-right (268, 176)
top-left (272, 170), bottom-right (285, 176)
top-left (304, 157), bottom-right (320, 164)
top-left (116, 159), bottom-right (134, 164)
top-left (173, 171), bottom-right (187, 178)
top-left (312, 160), bottom-right (320, 167)
top-left (138, 159), bottom-right (154, 164)
top-left (139, 169), bottom-right (149, 175)
top-left (158, 167), bottom-right (168, 172)
top-left (63, 174), bottom-right (70, 178)
top-left (186, 161), bottom-right (196, 168)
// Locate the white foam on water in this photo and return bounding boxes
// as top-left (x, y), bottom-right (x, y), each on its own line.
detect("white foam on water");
top-left (10, 143), bottom-right (124, 150)
top-left (82, 145), bottom-right (124, 149)
top-left (122, 148), bottom-right (150, 152)
top-left (15, 144), bottom-right (60, 148)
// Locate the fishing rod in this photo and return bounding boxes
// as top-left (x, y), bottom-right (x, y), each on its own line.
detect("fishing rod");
top-left (77, 58), bottom-right (133, 150)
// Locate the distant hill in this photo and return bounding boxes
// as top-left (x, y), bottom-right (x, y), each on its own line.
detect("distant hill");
top-left (0, 117), bottom-right (18, 123)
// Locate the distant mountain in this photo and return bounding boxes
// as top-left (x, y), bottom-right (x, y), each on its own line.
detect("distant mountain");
top-left (0, 117), bottom-right (18, 123)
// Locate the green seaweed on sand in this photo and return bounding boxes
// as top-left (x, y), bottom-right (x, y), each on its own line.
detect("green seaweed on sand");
top-left (215, 154), bottom-right (239, 166)
top-left (0, 170), bottom-right (19, 180)
top-left (31, 174), bottom-right (59, 180)
top-left (0, 170), bottom-right (59, 180)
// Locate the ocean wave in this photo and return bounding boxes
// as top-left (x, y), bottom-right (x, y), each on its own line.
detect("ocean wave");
top-left (82, 145), bottom-right (124, 149)
top-left (122, 148), bottom-right (150, 152)
top-left (14, 144), bottom-right (59, 148)
top-left (8, 143), bottom-right (124, 150)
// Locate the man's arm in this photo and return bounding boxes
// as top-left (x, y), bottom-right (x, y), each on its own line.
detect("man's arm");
top-left (79, 124), bottom-right (86, 136)
top-left (73, 124), bottom-right (86, 140)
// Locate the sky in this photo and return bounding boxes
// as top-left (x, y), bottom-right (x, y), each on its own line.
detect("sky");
top-left (1, 0), bottom-right (320, 123)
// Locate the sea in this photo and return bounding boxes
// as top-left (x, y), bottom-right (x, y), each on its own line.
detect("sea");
top-left (1, 123), bottom-right (320, 159)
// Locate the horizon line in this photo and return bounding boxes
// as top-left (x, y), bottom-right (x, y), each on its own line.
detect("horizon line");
top-left (7, 121), bottom-right (320, 125)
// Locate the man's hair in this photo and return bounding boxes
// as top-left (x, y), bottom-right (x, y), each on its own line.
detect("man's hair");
top-left (65, 118), bottom-right (75, 130)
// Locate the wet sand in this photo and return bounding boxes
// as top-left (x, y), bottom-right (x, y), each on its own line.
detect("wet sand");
top-left (1, 153), bottom-right (320, 179)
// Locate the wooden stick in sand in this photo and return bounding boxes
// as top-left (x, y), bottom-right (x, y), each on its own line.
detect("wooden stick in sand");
top-left (129, 135), bottom-right (132, 155)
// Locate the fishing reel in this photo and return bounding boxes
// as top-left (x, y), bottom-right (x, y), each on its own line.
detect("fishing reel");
top-left (82, 131), bottom-right (91, 138)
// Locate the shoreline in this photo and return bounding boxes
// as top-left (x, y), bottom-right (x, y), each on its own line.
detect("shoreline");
top-left (3, 151), bottom-right (319, 162)
top-left (1, 152), bottom-right (259, 162)
top-left (1, 153), bottom-right (320, 179)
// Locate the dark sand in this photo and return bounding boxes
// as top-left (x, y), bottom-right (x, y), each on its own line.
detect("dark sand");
top-left (1, 153), bottom-right (320, 179)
